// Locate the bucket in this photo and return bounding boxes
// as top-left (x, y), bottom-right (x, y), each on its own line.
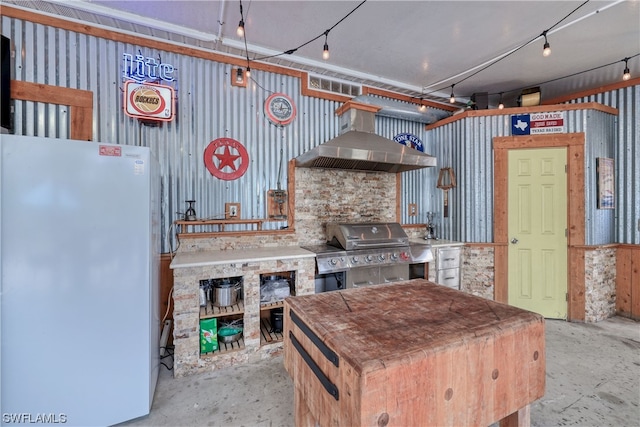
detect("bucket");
top-left (213, 280), bottom-right (241, 307)
top-left (270, 308), bottom-right (284, 333)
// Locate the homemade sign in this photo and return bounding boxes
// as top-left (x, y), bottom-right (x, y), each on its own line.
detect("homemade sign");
top-left (203, 138), bottom-right (250, 180)
top-left (511, 112), bottom-right (566, 135)
top-left (264, 93), bottom-right (296, 126)
top-left (124, 81), bottom-right (174, 122)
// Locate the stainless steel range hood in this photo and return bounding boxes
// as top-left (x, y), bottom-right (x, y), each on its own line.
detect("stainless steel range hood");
top-left (295, 103), bottom-right (437, 173)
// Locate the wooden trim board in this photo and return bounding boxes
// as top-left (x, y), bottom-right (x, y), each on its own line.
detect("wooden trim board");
top-left (10, 80), bottom-right (93, 140)
top-left (493, 133), bottom-right (585, 320)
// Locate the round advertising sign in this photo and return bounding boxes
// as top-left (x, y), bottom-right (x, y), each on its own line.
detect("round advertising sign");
top-left (264, 93), bottom-right (296, 126)
top-left (203, 138), bottom-right (250, 181)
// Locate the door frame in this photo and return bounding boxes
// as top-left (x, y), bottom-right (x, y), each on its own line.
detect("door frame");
top-left (494, 133), bottom-right (586, 321)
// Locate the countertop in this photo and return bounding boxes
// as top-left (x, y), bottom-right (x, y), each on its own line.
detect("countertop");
top-left (283, 280), bottom-right (545, 427)
top-left (410, 238), bottom-right (464, 248)
top-left (170, 246), bottom-right (315, 269)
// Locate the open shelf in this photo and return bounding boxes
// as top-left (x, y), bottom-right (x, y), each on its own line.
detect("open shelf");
top-left (200, 301), bottom-right (244, 319)
top-left (201, 336), bottom-right (246, 357)
top-left (260, 300), bottom-right (284, 311)
top-left (260, 317), bottom-right (284, 345)
top-left (176, 219), bottom-right (263, 237)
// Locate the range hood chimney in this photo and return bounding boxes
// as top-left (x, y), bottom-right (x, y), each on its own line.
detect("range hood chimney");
top-left (295, 102), bottom-right (437, 173)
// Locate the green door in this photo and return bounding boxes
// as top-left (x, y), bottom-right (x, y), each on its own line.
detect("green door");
top-left (508, 147), bottom-right (567, 319)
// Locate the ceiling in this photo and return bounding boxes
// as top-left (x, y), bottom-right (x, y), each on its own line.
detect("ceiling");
top-left (6, 0), bottom-right (640, 109)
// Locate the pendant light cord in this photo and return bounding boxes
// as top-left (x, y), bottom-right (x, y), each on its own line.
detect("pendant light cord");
top-left (423, 0), bottom-right (591, 98)
top-left (250, 1), bottom-right (367, 61)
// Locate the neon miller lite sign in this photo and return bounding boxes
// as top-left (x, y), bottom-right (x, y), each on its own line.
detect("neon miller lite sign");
top-left (122, 53), bottom-right (175, 83)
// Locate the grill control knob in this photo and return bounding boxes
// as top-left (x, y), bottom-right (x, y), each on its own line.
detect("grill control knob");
top-left (365, 255), bottom-right (373, 262)
top-left (400, 252), bottom-right (410, 261)
top-left (351, 256), bottom-right (360, 264)
top-left (391, 252), bottom-right (399, 261)
top-left (378, 254), bottom-right (386, 261)
top-left (330, 258), bottom-right (338, 266)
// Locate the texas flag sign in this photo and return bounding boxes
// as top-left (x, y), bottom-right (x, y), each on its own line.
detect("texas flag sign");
top-left (511, 114), bottom-right (531, 135)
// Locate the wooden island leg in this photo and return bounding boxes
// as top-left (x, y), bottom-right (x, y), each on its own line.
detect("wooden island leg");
top-left (499, 404), bottom-right (531, 427)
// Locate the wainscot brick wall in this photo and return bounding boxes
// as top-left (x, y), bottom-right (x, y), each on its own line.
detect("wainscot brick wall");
top-left (294, 167), bottom-right (397, 245)
top-left (461, 245), bottom-right (495, 300)
top-left (172, 257), bottom-right (315, 377)
top-left (584, 247), bottom-right (617, 322)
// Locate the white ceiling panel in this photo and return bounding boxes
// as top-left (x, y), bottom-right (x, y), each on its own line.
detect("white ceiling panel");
top-left (5, 0), bottom-right (640, 108)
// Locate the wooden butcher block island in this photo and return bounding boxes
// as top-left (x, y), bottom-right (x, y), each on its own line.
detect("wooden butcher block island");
top-left (283, 280), bottom-right (545, 427)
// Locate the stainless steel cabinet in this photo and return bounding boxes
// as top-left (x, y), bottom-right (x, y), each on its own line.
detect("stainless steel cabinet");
top-left (432, 246), bottom-right (462, 290)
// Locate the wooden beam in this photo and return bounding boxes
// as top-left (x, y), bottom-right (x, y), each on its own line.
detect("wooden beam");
top-left (362, 86), bottom-right (458, 112)
top-left (427, 102), bottom-right (618, 131)
top-left (10, 80), bottom-right (92, 107)
top-left (335, 100), bottom-right (381, 116)
top-left (10, 80), bottom-right (93, 140)
top-left (288, 159), bottom-right (296, 229)
top-left (543, 77), bottom-right (640, 105)
top-left (568, 248), bottom-right (586, 322)
top-left (396, 172), bottom-right (402, 222)
top-left (615, 246), bottom-right (633, 317)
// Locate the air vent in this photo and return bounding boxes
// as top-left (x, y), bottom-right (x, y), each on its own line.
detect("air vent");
top-left (309, 74), bottom-right (361, 97)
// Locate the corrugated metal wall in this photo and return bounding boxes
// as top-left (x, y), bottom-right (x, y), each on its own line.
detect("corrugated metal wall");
top-left (4, 15), bottom-right (638, 250)
top-left (425, 115), bottom-right (511, 243)
top-left (567, 86), bottom-right (640, 245)
top-left (425, 105), bottom-right (635, 245)
top-left (2, 16), bottom-right (429, 252)
top-left (583, 110), bottom-right (617, 245)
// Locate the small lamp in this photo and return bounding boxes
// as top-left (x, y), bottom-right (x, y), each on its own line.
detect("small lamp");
top-left (437, 167), bottom-right (457, 217)
top-left (231, 67), bottom-right (247, 87)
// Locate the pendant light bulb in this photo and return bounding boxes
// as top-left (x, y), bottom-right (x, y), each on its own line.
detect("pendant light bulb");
top-left (498, 92), bottom-right (504, 110)
top-left (323, 42), bottom-right (330, 60)
top-left (236, 67), bottom-right (244, 84)
top-left (419, 103), bottom-right (426, 112)
top-left (322, 32), bottom-right (330, 61)
top-left (542, 32), bottom-right (551, 57)
top-left (622, 58), bottom-right (631, 81)
top-left (237, 19), bottom-right (245, 37)
top-left (449, 85), bottom-right (456, 104)
top-left (245, 66), bottom-right (251, 79)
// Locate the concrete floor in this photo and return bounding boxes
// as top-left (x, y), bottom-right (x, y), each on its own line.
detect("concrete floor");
top-left (121, 316), bottom-right (640, 427)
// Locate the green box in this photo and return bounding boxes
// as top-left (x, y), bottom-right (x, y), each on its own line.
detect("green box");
top-left (199, 318), bottom-right (218, 353)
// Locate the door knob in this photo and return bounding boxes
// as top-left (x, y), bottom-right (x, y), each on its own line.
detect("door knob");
top-left (511, 238), bottom-right (519, 244)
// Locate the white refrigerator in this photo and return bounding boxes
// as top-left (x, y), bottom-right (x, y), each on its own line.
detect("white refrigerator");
top-left (0, 135), bottom-right (161, 426)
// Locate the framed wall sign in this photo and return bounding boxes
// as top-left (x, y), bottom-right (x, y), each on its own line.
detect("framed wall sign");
top-left (124, 81), bottom-right (174, 122)
top-left (264, 93), bottom-right (296, 126)
top-left (596, 157), bottom-right (614, 209)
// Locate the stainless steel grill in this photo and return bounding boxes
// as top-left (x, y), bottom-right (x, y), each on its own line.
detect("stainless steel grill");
top-left (303, 222), bottom-right (433, 290)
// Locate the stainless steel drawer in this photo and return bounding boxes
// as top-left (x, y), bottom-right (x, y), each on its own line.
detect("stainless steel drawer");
top-left (436, 247), bottom-right (461, 270)
top-left (437, 268), bottom-right (460, 289)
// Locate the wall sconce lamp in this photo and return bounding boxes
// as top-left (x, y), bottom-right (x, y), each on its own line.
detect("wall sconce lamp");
top-left (437, 167), bottom-right (457, 217)
top-left (231, 67), bottom-right (247, 87)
